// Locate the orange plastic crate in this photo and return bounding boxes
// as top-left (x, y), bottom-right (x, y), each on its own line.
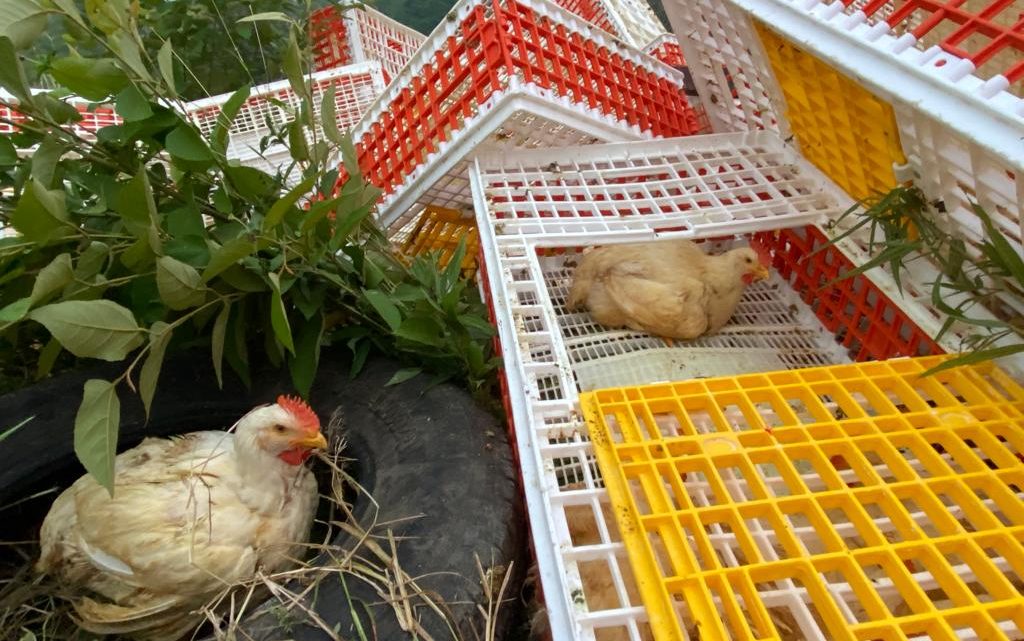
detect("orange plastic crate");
top-left (582, 356), bottom-right (1024, 640)
top-left (398, 206), bottom-right (480, 278)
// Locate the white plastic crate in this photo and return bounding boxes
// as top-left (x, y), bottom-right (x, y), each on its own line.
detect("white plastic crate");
top-left (471, 131), bottom-right (876, 640)
top-left (642, 33), bottom-right (685, 67)
top-left (553, 0), bottom-right (668, 48)
top-left (660, 0), bottom-right (788, 135)
top-left (671, 0), bottom-right (1023, 169)
top-left (346, 0), bottom-right (699, 234)
top-left (346, 6), bottom-right (427, 82)
top-left (186, 62), bottom-right (385, 175)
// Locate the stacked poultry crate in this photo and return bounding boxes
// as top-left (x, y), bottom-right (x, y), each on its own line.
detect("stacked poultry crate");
top-left (185, 62), bottom-right (386, 180)
top-left (309, 4), bottom-right (427, 83)
top-left (341, 0), bottom-right (701, 265)
top-left (461, 0), bottom-right (1024, 639)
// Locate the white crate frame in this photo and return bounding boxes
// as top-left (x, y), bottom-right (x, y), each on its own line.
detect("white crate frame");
top-left (344, 6), bottom-right (426, 81)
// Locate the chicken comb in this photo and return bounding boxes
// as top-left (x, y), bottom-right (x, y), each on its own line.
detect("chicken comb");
top-left (277, 395), bottom-right (320, 433)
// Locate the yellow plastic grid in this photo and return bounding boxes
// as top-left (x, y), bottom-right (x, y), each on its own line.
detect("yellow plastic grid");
top-left (581, 356), bottom-right (1024, 641)
top-left (755, 22), bottom-right (907, 201)
top-left (398, 205), bottom-right (479, 278)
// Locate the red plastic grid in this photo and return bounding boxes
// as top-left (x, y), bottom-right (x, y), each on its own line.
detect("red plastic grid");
top-left (347, 0), bottom-right (700, 199)
top-left (848, 0), bottom-right (1024, 86)
top-left (310, 5), bottom-right (354, 72)
top-left (551, 0), bottom-right (619, 35)
top-left (753, 225), bottom-right (944, 362)
top-left (646, 37), bottom-right (685, 67)
top-left (0, 102), bottom-right (121, 135)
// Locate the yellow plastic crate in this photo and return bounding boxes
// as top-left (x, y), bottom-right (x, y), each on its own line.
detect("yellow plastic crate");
top-left (397, 206), bottom-right (479, 278)
top-left (755, 22), bottom-right (907, 201)
top-left (582, 356), bottom-right (1024, 641)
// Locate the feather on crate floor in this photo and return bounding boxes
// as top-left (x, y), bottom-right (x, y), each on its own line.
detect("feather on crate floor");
top-left (536, 250), bottom-right (852, 393)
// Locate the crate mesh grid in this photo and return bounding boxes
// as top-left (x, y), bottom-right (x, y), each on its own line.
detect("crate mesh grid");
top-left (755, 22), bottom-right (907, 200)
top-left (661, 0), bottom-right (787, 134)
top-left (475, 132), bottom-right (838, 243)
top-left (643, 34), bottom-right (686, 68)
top-left (346, 0), bottom-right (699, 229)
top-left (581, 356), bottom-right (1024, 641)
top-left (310, 5), bottom-right (426, 81)
top-left (397, 205), bottom-right (480, 277)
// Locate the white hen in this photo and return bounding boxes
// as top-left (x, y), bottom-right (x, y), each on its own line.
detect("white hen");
top-left (36, 396), bottom-right (327, 640)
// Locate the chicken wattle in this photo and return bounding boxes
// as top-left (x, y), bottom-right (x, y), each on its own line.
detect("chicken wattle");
top-left (567, 239), bottom-right (770, 341)
top-left (35, 395), bottom-right (327, 640)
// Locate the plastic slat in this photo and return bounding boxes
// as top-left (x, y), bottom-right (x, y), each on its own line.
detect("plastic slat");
top-left (755, 22), bottom-right (906, 200)
top-left (643, 33), bottom-right (686, 68)
top-left (552, 0), bottom-right (668, 48)
top-left (582, 356), bottom-right (1024, 641)
top-left (397, 205), bottom-right (480, 278)
top-left (310, 5), bottom-right (426, 82)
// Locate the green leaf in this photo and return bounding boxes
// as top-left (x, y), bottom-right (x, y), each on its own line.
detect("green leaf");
top-left (0, 36), bottom-right (33, 105)
top-left (75, 241), bottom-right (110, 280)
top-left (289, 312), bottom-right (323, 398)
top-left (166, 124), bottom-right (212, 161)
top-left (282, 30), bottom-right (306, 105)
top-left (114, 84), bottom-right (153, 121)
top-left (0, 135), bottom-right (16, 165)
top-left (386, 368), bottom-right (422, 386)
top-left (49, 56), bottom-right (129, 101)
top-left (395, 315), bottom-right (444, 346)
top-left (0, 297), bottom-right (29, 322)
top-left (0, 1), bottom-right (46, 50)
top-left (74, 379), bottom-right (120, 496)
top-left (350, 339), bottom-right (370, 378)
top-left (108, 30), bottom-right (152, 82)
top-left (35, 93), bottom-right (82, 125)
top-left (442, 235), bottom-right (468, 292)
top-left (0, 415), bottom-right (33, 444)
top-left (922, 345), bottom-right (1024, 376)
top-left (115, 169), bottom-right (159, 247)
top-left (36, 337), bottom-right (60, 380)
top-left (262, 175), bottom-right (316, 233)
top-left (320, 82), bottom-right (343, 145)
top-left (30, 300), bottom-right (144, 361)
top-left (973, 203), bottom-right (1024, 285)
top-left (237, 11), bottom-right (293, 24)
top-left (340, 134), bottom-right (360, 179)
top-left (157, 39), bottom-right (175, 97)
top-left (201, 237), bottom-right (256, 283)
top-left (30, 252), bottom-right (73, 306)
top-left (363, 289), bottom-right (401, 331)
top-left (225, 165), bottom-right (275, 199)
top-left (212, 85), bottom-right (250, 157)
top-left (268, 273), bottom-right (295, 354)
top-left (12, 179), bottom-right (68, 243)
top-left (288, 119), bottom-right (309, 162)
top-left (139, 321), bottom-right (171, 418)
top-left (211, 300), bottom-right (230, 387)
top-left (31, 135), bottom-right (65, 188)
top-left (156, 256), bottom-right (206, 310)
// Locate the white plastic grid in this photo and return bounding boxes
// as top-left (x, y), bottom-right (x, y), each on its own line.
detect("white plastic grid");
top-left (721, 0), bottom-right (1023, 171)
top-left (472, 131), bottom-right (837, 245)
top-left (660, 0), bottom-right (788, 135)
top-left (471, 132), bottom-right (881, 640)
top-left (597, 0), bottom-right (668, 49)
top-left (187, 62), bottom-right (385, 172)
top-left (345, 6), bottom-right (426, 82)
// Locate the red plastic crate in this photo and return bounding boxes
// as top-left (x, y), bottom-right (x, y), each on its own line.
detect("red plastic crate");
top-left (643, 33), bottom-right (686, 67)
top-left (346, 0), bottom-right (700, 207)
top-left (310, 5), bottom-right (354, 71)
top-left (0, 100), bottom-right (121, 136)
top-left (754, 225), bottom-right (943, 362)
top-left (551, 0), bottom-right (619, 35)
top-left (846, 0), bottom-right (1024, 89)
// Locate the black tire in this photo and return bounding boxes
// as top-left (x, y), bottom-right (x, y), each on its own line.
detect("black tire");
top-left (0, 348), bottom-right (525, 641)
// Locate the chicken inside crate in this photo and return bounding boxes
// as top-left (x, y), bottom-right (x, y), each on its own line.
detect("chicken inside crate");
top-left (468, 133), bottom-right (1018, 640)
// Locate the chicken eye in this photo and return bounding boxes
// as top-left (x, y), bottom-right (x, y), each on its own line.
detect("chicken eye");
top-left (273, 424), bottom-right (287, 434)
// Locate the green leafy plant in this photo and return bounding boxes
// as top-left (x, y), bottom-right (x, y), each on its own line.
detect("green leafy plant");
top-left (813, 185), bottom-right (1024, 373)
top-left (0, 0), bottom-right (497, 494)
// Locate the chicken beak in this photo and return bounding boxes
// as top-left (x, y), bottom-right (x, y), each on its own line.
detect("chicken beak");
top-left (753, 264), bottom-right (770, 282)
top-left (291, 432), bottom-right (328, 450)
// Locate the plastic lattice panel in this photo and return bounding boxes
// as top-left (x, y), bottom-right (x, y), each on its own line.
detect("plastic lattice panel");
top-left (473, 131), bottom-right (840, 244)
top-left (582, 356), bottom-right (1024, 641)
top-left (0, 98), bottom-right (121, 139)
top-left (186, 63), bottom-right (385, 173)
top-left (346, 0), bottom-right (699, 230)
top-left (661, 0), bottom-right (787, 135)
top-left (398, 205), bottom-right (480, 278)
top-left (755, 22), bottom-right (907, 200)
top-left (551, 0), bottom-right (668, 48)
top-left (842, 0), bottom-right (1024, 94)
top-left (310, 5), bottom-right (426, 81)
top-left (644, 33), bottom-right (686, 68)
